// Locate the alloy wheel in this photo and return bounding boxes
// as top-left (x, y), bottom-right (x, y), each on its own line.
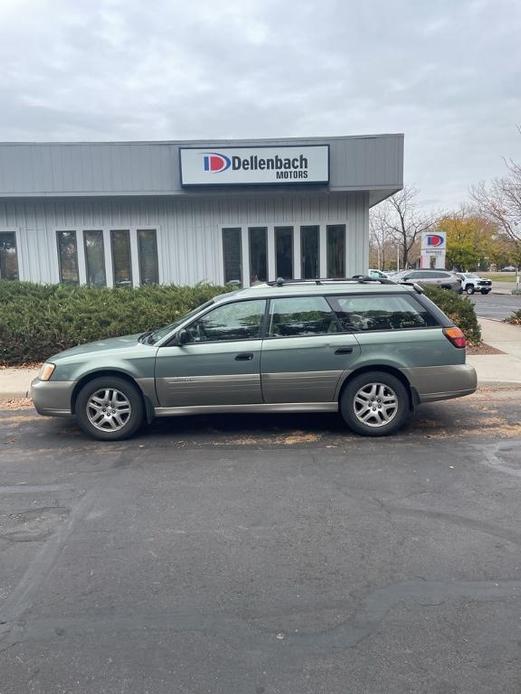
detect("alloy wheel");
top-left (86, 388), bottom-right (132, 432)
top-left (353, 382), bottom-right (398, 428)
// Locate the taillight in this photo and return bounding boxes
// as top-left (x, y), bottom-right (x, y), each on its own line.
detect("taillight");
top-left (443, 326), bottom-right (466, 348)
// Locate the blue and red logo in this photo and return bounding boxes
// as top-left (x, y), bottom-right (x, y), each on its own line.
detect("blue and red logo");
top-left (426, 234), bottom-right (445, 247)
top-left (203, 152), bottom-right (231, 173)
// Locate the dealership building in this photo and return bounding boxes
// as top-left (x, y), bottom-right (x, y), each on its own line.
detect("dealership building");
top-left (0, 134), bottom-right (403, 287)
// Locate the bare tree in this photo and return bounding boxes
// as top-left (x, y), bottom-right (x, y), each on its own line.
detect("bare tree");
top-left (369, 204), bottom-right (389, 269)
top-left (471, 154), bottom-right (521, 251)
top-left (371, 186), bottom-right (434, 269)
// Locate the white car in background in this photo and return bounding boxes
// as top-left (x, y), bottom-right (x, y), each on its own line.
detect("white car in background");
top-left (456, 272), bottom-right (492, 295)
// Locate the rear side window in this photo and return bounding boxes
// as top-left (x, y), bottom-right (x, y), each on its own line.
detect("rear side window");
top-left (328, 294), bottom-right (439, 332)
top-left (267, 296), bottom-right (339, 337)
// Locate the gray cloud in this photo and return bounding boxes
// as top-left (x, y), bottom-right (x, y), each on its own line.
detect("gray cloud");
top-left (1, 0), bottom-right (520, 209)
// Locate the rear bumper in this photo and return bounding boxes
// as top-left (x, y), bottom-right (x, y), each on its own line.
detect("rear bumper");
top-left (404, 364), bottom-right (477, 404)
top-left (31, 378), bottom-right (74, 416)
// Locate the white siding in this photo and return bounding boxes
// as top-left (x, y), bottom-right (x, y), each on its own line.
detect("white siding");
top-left (0, 191), bottom-right (369, 286)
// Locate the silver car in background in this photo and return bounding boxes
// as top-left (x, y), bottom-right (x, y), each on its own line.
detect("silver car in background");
top-left (394, 270), bottom-right (462, 292)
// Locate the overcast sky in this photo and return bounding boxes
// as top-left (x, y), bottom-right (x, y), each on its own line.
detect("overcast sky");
top-left (1, 0), bottom-right (520, 210)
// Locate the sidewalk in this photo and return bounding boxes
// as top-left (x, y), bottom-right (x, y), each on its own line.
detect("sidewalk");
top-left (491, 281), bottom-right (520, 295)
top-left (0, 319), bottom-right (520, 403)
top-left (491, 281), bottom-right (518, 295)
top-left (466, 318), bottom-right (521, 384)
top-left (0, 367), bottom-right (40, 401)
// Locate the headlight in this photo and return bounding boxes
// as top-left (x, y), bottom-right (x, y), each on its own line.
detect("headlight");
top-left (39, 363), bottom-right (56, 381)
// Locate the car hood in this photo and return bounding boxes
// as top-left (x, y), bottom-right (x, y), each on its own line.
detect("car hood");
top-left (50, 334), bottom-right (142, 361)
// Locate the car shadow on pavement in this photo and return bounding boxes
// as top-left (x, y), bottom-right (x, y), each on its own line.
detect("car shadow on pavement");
top-left (2, 386), bottom-right (521, 449)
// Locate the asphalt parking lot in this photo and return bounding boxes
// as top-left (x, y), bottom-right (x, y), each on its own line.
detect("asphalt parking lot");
top-left (1, 388), bottom-right (521, 693)
top-left (470, 291), bottom-right (521, 320)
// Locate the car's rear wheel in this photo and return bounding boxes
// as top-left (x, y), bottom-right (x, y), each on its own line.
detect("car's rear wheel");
top-left (75, 376), bottom-right (144, 441)
top-left (465, 285), bottom-right (475, 295)
top-left (340, 371), bottom-right (410, 436)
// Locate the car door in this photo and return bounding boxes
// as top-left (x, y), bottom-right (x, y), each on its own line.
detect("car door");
top-left (260, 295), bottom-right (360, 403)
top-left (155, 299), bottom-right (266, 407)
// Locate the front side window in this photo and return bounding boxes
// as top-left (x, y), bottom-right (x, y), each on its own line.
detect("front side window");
top-left (301, 225), bottom-right (320, 279)
top-left (268, 296), bottom-right (338, 337)
top-left (185, 299), bottom-right (266, 343)
top-left (249, 227), bottom-right (267, 283)
top-left (57, 231), bottom-right (79, 284)
top-left (84, 230), bottom-right (106, 287)
top-left (327, 224), bottom-right (346, 278)
top-left (328, 294), bottom-right (439, 332)
top-left (111, 230), bottom-right (132, 287)
top-left (0, 232), bottom-right (19, 280)
top-left (137, 229), bottom-right (159, 285)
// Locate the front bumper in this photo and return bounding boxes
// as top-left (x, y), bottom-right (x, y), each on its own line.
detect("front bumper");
top-left (31, 378), bottom-right (75, 416)
top-left (404, 364), bottom-right (477, 404)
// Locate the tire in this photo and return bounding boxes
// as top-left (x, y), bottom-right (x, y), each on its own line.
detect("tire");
top-left (340, 371), bottom-right (410, 437)
top-left (481, 290), bottom-right (490, 295)
top-left (465, 285), bottom-right (475, 295)
top-left (75, 376), bottom-right (144, 441)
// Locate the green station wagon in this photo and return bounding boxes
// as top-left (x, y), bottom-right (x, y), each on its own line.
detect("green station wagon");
top-left (31, 278), bottom-right (477, 440)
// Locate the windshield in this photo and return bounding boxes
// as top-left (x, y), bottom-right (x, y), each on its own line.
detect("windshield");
top-left (143, 299), bottom-right (215, 345)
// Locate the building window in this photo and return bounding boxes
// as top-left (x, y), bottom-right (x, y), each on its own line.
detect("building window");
top-left (84, 231), bottom-right (106, 287)
top-left (110, 230), bottom-right (132, 287)
top-left (327, 224), bottom-right (346, 278)
top-left (137, 229), bottom-right (159, 285)
top-left (301, 225), bottom-right (319, 279)
top-left (275, 226), bottom-right (293, 279)
top-left (0, 232), bottom-right (19, 280)
top-left (249, 227), bottom-right (267, 284)
top-left (56, 231), bottom-right (79, 284)
top-left (222, 228), bottom-right (242, 285)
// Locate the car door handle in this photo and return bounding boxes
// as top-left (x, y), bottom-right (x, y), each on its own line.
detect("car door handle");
top-left (235, 352), bottom-right (254, 361)
top-left (334, 346), bottom-right (354, 355)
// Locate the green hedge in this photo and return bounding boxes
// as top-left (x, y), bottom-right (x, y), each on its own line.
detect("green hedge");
top-left (423, 286), bottom-right (481, 345)
top-left (0, 281), bottom-right (229, 365)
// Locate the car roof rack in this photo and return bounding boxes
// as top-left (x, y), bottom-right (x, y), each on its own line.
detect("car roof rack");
top-left (267, 276), bottom-right (388, 286)
top-left (265, 276), bottom-right (423, 293)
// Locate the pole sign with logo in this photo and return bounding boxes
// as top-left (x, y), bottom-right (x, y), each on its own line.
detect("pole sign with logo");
top-left (420, 231), bottom-right (447, 269)
top-left (179, 145), bottom-right (329, 186)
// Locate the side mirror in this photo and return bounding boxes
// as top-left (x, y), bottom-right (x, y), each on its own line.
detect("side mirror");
top-left (176, 329), bottom-right (190, 345)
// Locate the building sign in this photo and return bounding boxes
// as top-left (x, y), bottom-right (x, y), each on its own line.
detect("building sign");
top-left (421, 232), bottom-right (446, 251)
top-left (180, 145), bottom-right (329, 186)
top-left (420, 231), bottom-right (447, 269)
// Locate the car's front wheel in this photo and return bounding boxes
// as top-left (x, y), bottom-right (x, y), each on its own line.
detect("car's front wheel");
top-left (340, 371), bottom-right (410, 436)
top-left (481, 289), bottom-right (490, 295)
top-left (465, 285), bottom-right (475, 295)
top-left (75, 376), bottom-right (144, 441)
